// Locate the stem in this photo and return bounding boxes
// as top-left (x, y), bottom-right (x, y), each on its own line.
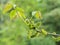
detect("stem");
top-left (47, 33), bottom-right (60, 37)
top-left (35, 28), bottom-right (60, 37)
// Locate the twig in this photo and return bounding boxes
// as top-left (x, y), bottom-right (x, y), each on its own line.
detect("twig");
top-left (35, 28), bottom-right (60, 37)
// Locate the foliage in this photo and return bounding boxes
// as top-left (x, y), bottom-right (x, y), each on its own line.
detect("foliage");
top-left (43, 8), bottom-right (60, 33)
top-left (0, 0), bottom-right (60, 45)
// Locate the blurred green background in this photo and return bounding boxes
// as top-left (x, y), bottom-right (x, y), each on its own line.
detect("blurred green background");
top-left (0, 0), bottom-right (60, 45)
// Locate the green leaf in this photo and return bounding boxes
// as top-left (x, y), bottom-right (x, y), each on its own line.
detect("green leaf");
top-left (16, 7), bottom-right (26, 19)
top-left (35, 11), bottom-right (42, 19)
top-left (10, 10), bottom-right (16, 20)
top-left (41, 29), bottom-right (47, 35)
top-left (3, 3), bottom-right (13, 14)
top-left (16, 7), bottom-right (24, 13)
top-left (32, 11), bottom-right (42, 19)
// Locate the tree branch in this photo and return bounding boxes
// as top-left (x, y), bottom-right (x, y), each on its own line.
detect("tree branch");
top-left (35, 28), bottom-right (60, 37)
